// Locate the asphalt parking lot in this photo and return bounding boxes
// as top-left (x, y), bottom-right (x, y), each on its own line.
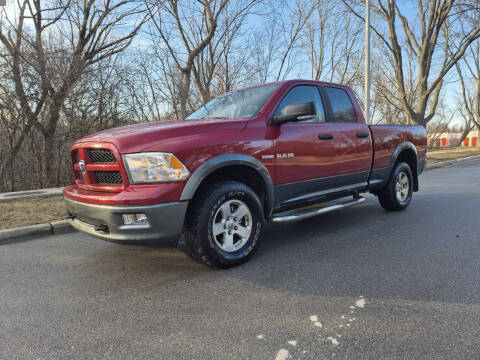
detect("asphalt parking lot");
top-left (1, 159), bottom-right (480, 360)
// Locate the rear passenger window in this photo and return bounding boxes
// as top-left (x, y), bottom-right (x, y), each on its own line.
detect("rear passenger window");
top-left (324, 87), bottom-right (357, 123)
top-left (274, 85), bottom-right (325, 123)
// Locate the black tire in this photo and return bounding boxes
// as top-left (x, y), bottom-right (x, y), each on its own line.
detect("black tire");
top-left (179, 181), bottom-right (264, 268)
top-left (377, 162), bottom-right (413, 212)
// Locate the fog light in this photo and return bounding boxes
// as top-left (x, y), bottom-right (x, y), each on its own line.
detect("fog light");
top-left (122, 213), bottom-right (149, 225)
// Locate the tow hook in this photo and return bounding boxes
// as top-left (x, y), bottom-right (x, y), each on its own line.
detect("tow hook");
top-left (94, 224), bottom-right (109, 233)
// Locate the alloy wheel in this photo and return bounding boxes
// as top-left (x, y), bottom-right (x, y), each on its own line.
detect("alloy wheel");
top-left (212, 199), bottom-right (253, 252)
top-left (395, 171), bottom-right (409, 202)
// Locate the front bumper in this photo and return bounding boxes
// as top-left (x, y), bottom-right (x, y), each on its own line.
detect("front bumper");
top-left (65, 197), bottom-right (188, 243)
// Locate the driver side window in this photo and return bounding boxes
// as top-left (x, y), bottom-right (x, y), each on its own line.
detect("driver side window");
top-left (274, 85), bottom-right (325, 123)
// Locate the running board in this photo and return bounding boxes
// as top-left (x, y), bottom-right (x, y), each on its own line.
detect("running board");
top-left (271, 197), bottom-right (366, 223)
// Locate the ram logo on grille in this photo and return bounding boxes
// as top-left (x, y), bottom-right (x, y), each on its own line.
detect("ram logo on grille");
top-left (78, 160), bottom-right (86, 173)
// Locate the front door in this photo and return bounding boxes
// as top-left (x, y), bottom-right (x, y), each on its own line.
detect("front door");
top-left (321, 85), bottom-right (373, 186)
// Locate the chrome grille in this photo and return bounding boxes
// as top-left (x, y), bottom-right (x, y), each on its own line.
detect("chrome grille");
top-left (94, 171), bottom-right (122, 184)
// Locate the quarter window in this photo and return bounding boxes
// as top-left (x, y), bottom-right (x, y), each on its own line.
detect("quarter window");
top-left (274, 85), bottom-right (325, 123)
top-left (324, 87), bottom-right (357, 123)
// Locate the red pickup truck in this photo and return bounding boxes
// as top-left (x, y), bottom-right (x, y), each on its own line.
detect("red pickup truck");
top-left (64, 79), bottom-right (426, 268)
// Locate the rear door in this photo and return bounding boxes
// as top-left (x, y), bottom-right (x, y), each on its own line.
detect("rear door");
top-left (321, 86), bottom-right (372, 188)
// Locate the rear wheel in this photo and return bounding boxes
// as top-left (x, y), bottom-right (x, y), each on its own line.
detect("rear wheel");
top-left (377, 162), bottom-right (413, 212)
top-left (180, 181), bottom-right (264, 268)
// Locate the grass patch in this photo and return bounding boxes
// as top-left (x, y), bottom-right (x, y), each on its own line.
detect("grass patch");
top-left (0, 196), bottom-right (65, 230)
top-left (428, 147), bottom-right (480, 163)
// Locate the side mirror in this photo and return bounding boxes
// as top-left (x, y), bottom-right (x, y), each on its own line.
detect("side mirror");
top-left (272, 101), bottom-right (316, 124)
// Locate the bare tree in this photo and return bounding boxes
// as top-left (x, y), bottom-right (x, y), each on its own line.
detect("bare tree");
top-left (0, 72), bottom-right (26, 191)
top-left (0, 0), bottom-right (146, 186)
top-left (371, 46), bottom-right (419, 125)
top-left (372, 72), bottom-right (406, 124)
top-left (451, 3), bottom-right (480, 145)
top-left (303, 0), bottom-right (363, 86)
top-left (345, 0), bottom-right (480, 126)
top-left (191, 0), bottom-right (261, 103)
top-left (456, 62), bottom-right (478, 145)
top-left (456, 42), bottom-right (480, 130)
top-left (426, 102), bottom-right (456, 148)
top-left (147, 0), bottom-right (228, 119)
top-left (247, 0), bottom-right (314, 83)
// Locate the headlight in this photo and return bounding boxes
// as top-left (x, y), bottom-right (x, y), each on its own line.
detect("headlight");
top-left (123, 152), bottom-right (190, 183)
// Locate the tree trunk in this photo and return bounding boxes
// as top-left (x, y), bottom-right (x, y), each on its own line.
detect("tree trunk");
top-left (457, 125), bottom-right (473, 147)
top-left (9, 141), bottom-right (15, 192)
top-left (41, 134), bottom-right (57, 187)
top-left (179, 70), bottom-right (192, 119)
top-left (41, 104), bottom-right (63, 187)
top-left (0, 130), bottom-right (30, 187)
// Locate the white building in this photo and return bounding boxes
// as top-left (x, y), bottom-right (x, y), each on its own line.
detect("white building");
top-left (428, 129), bottom-right (480, 148)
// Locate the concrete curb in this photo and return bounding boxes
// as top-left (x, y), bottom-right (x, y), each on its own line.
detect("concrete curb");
top-left (426, 154), bottom-right (480, 170)
top-left (0, 220), bottom-right (76, 245)
top-left (50, 220), bottom-right (74, 235)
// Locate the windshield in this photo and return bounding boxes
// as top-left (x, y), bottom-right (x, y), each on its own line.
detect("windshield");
top-left (186, 84), bottom-right (279, 120)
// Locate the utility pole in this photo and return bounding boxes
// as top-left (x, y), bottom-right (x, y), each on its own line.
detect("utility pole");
top-left (364, 0), bottom-right (371, 124)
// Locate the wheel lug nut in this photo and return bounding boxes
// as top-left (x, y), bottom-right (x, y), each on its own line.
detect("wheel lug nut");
top-left (224, 225), bottom-right (226, 229)
top-left (234, 226), bottom-right (238, 230)
top-left (234, 217), bottom-right (237, 221)
top-left (228, 231), bottom-right (232, 235)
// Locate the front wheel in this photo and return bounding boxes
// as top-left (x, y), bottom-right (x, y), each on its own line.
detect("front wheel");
top-left (180, 181), bottom-right (264, 268)
top-left (377, 162), bottom-right (413, 212)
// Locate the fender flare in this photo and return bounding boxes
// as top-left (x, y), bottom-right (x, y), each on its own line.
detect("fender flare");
top-left (180, 154), bottom-right (276, 217)
top-left (386, 141), bottom-right (419, 190)
top-left (389, 141), bottom-right (417, 165)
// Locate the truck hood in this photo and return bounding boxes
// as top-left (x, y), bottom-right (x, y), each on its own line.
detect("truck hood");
top-left (76, 118), bottom-right (247, 153)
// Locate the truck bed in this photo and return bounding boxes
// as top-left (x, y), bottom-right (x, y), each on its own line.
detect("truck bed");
top-left (369, 125), bottom-right (427, 170)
